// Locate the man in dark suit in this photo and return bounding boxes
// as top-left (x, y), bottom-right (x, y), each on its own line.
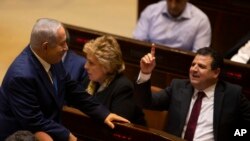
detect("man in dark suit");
top-left (0, 18), bottom-right (129, 141)
top-left (134, 45), bottom-right (250, 141)
top-left (62, 29), bottom-right (87, 85)
top-left (62, 49), bottom-right (86, 84)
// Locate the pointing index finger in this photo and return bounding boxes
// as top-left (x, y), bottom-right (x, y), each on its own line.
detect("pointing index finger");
top-left (151, 43), bottom-right (156, 57)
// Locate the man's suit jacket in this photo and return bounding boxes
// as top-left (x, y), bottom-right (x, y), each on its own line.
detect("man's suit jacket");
top-left (0, 46), bottom-right (109, 141)
top-left (63, 50), bottom-right (86, 83)
top-left (134, 79), bottom-right (250, 141)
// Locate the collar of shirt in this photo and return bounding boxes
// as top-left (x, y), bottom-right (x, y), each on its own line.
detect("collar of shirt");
top-left (162, 2), bottom-right (192, 20)
top-left (193, 83), bottom-right (216, 99)
top-left (30, 46), bottom-right (51, 73)
top-left (62, 51), bottom-right (67, 62)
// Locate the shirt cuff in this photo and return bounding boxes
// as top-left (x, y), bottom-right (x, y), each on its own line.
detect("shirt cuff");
top-left (137, 71), bottom-right (151, 84)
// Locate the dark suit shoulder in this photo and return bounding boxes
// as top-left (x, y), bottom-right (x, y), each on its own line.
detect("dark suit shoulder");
top-left (111, 73), bottom-right (133, 88)
top-left (66, 50), bottom-right (86, 63)
top-left (170, 79), bottom-right (190, 88)
top-left (3, 48), bottom-right (40, 83)
top-left (218, 80), bottom-right (242, 93)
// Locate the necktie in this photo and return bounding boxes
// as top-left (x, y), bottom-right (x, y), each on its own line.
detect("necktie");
top-left (49, 65), bottom-right (58, 95)
top-left (184, 91), bottom-right (205, 141)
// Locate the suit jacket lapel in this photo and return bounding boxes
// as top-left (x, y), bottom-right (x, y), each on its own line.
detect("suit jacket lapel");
top-left (213, 81), bottom-right (225, 140)
top-left (51, 63), bottom-right (66, 107)
top-left (27, 47), bottom-right (61, 107)
top-left (179, 83), bottom-right (194, 131)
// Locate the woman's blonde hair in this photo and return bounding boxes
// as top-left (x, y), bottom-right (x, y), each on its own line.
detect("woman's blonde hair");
top-left (83, 35), bottom-right (125, 75)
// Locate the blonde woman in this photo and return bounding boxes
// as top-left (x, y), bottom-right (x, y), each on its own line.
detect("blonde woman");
top-left (83, 35), bottom-right (146, 125)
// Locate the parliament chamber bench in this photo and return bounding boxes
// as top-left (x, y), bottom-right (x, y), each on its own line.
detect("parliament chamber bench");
top-left (62, 23), bottom-right (250, 140)
top-left (62, 106), bottom-right (182, 141)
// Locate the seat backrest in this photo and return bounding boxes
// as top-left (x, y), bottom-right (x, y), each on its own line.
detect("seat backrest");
top-left (143, 109), bottom-right (168, 130)
top-left (143, 86), bottom-right (168, 130)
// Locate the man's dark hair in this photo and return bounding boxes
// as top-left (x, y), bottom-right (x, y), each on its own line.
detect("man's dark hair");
top-left (196, 47), bottom-right (224, 70)
top-left (5, 130), bottom-right (38, 141)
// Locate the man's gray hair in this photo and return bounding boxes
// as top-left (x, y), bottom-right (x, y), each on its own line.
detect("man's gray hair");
top-left (30, 18), bottom-right (63, 49)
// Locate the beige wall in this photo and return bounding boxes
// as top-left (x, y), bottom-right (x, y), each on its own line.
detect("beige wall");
top-left (0, 0), bottom-right (137, 83)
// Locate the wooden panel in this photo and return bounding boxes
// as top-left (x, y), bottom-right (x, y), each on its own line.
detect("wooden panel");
top-left (143, 86), bottom-right (168, 131)
top-left (191, 0), bottom-right (250, 54)
top-left (62, 106), bottom-right (184, 141)
top-left (143, 109), bottom-right (167, 131)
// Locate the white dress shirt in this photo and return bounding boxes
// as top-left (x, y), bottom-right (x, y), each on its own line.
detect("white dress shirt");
top-left (182, 85), bottom-right (215, 141)
top-left (30, 46), bottom-right (53, 83)
top-left (137, 71), bottom-right (215, 141)
top-left (231, 40), bottom-right (250, 64)
top-left (133, 0), bottom-right (211, 52)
